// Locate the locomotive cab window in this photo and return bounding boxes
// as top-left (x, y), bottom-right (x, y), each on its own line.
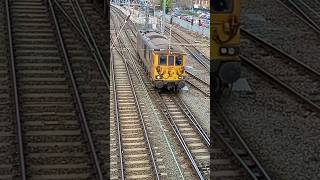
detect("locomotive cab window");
top-left (176, 55), bottom-right (183, 66)
top-left (169, 56), bottom-right (174, 66)
top-left (159, 55), bottom-right (167, 65)
top-left (213, 0), bottom-right (233, 13)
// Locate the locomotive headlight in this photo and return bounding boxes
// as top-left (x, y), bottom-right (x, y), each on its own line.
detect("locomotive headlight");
top-left (156, 75), bottom-right (161, 79)
top-left (220, 47), bottom-right (227, 55)
top-left (228, 47), bottom-right (236, 55)
top-left (178, 76), bottom-right (183, 79)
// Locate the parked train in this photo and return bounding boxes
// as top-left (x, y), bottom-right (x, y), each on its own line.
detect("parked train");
top-left (212, 0), bottom-right (241, 97)
top-left (137, 29), bottom-right (187, 91)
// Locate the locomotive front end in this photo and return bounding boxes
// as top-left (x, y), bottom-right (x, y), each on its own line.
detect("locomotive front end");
top-left (212, 0), bottom-right (241, 97)
top-left (153, 51), bottom-right (187, 90)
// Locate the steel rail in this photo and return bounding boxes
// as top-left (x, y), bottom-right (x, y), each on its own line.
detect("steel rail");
top-left (241, 28), bottom-right (320, 79)
top-left (111, 9), bottom-right (205, 179)
top-left (112, 7), bottom-right (211, 99)
top-left (110, 52), bottom-right (125, 180)
top-left (159, 93), bottom-right (205, 180)
top-left (112, 6), bottom-right (210, 135)
top-left (213, 101), bottom-right (272, 180)
top-left (168, 27), bottom-right (209, 62)
top-left (114, 42), bottom-right (161, 180)
top-left (124, 45), bottom-right (208, 178)
top-left (287, 0), bottom-right (320, 32)
top-left (241, 29), bottom-right (320, 112)
top-left (172, 96), bottom-right (210, 147)
top-left (70, 0), bottom-right (109, 79)
top-left (164, 28), bottom-right (210, 71)
top-left (186, 71), bottom-right (209, 87)
top-left (122, 41), bottom-right (206, 180)
top-left (5, 0), bottom-right (26, 179)
top-left (111, 11), bottom-right (160, 180)
top-left (110, 4), bottom-right (138, 32)
top-left (112, 5), bottom-right (210, 74)
top-left (185, 80), bottom-right (209, 97)
top-left (276, 0), bottom-right (320, 34)
top-left (241, 56), bottom-right (320, 112)
top-left (48, 0), bottom-right (104, 179)
top-left (185, 71), bottom-right (210, 97)
top-left (52, 0), bottom-right (109, 87)
top-left (111, 8), bottom-right (137, 49)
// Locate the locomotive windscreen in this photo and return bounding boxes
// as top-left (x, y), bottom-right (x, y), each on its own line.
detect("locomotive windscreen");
top-left (213, 0), bottom-right (233, 12)
top-left (158, 54), bottom-right (184, 66)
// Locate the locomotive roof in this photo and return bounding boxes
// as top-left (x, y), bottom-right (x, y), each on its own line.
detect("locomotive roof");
top-left (140, 30), bottom-right (184, 53)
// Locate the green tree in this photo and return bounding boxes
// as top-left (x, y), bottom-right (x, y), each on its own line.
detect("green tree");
top-left (160, 0), bottom-right (172, 14)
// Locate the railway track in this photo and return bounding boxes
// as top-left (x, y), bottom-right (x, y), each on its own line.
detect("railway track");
top-left (212, 101), bottom-right (272, 180)
top-left (164, 25), bottom-right (210, 71)
top-left (125, 52), bottom-right (210, 179)
top-left (241, 29), bottom-right (320, 112)
top-left (51, 0), bottom-right (111, 177)
top-left (111, 5), bottom-right (211, 179)
top-left (112, 6), bottom-right (210, 98)
top-left (159, 93), bottom-right (210, 173)
top-left (186, 71), bottom-right (210, 97)
top-left (110, 5), bottom-right (163, 179)
top-left (0, 0), bottom-right (22, 178)
top-left (278, 0), bottom-right (320, 33)
top-left (1, 0), bottom-right (109, 179)
top-left (111, 47), bottom-right (160, 179)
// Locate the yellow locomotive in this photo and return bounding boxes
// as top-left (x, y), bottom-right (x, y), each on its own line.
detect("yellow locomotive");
top-left (137, 30), bottom-right (187, 90)
top-left (212, 0), bottom-right (241, 97)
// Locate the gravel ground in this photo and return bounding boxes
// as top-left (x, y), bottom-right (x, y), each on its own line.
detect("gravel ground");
top-left (113, 6), bottom-right (210, 178)
top-left (170, 23), bottom-right (210, 60)
top-left (179, 88), bottom-right (210, 134)
top-left (217, 1), bottom-right (320, 179)
top-left (117, 5), bottom-right (210, 84)
top-left (222, 65), bottom-right (320, 179)
top-left (242, 0), bottom-right (320, 71)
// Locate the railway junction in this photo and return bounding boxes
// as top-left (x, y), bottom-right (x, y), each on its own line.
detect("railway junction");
top-left (0, 0), bottom-right (318, 179)
top-left (110, 1), bottom-right (210, 179)
top-left (0, 0), bottom-right (211, 179)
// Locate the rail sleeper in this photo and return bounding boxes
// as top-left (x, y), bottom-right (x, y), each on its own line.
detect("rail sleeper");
top-left (112, 51), bottom-right (155, 179)
top-left (9, 0), bottom-right (94, 178)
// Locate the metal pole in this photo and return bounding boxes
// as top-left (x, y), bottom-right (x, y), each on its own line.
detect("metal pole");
top-left (5, 0), bottom-right (27, 179)
top-left (153, 0), bottom-right (155, 17)
top-left (145, 1), bottom-right (149, 29)
top-left (169, 20), bottom-right (172, 50)
top-left (161, 0), bottom-right (165, 34)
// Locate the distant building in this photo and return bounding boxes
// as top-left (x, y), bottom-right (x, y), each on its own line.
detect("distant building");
top-left (173, 0), bottom-right (210, 10)
top-left (149, 0), bottom-right (209, 10)
top-left (194, 0), bottom-right (210, 9)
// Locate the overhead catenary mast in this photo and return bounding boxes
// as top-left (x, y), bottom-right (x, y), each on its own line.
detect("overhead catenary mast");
top-left (161, 0), bottom-right (166, 34)
top-left (145, 1), bottom-right (149, 29)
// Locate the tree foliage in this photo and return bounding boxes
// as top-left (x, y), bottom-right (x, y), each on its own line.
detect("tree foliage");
top-left (160, 0), bottom-right (172, 14)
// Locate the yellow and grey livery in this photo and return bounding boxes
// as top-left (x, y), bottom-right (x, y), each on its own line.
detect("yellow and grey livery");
top-left (137, 30), bottom-right (187, 90)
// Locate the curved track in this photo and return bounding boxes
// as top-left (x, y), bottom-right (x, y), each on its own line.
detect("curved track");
top-left (110, 5), bottom-right (162, 179)
top-left (164, 25), bottom-right (210, 71)
top-left (212, 101), bottom-right (271, 180)
top-left (186, 71), bottom-right (210, 97)
top-left (111, 47), bottom-right (159, 179)
top-left (111, 5), bottom-right (210, 179)
top-left (278, 0), bottom-right (320, 33)
top-left (241, 29), bottom-right (320, 112)
top-left (2, 0), bottom-right (109, 179)
top-left (112, 6), bottom-right (210, 97)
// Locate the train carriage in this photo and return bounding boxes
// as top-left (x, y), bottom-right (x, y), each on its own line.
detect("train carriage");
top-left (137, 30), bottom-right (187, 91)
top-left (212, 0), bottom-right (241, 97)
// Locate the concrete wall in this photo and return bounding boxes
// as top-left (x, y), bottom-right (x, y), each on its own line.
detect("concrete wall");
top-left (163, 15), bottom-right (209, 38)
